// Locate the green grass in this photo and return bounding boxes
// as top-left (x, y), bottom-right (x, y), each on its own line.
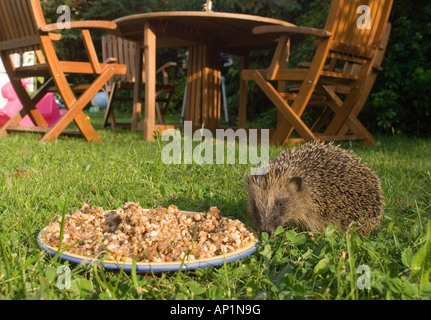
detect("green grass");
top-left (0, 111), bottom-right (430, 300)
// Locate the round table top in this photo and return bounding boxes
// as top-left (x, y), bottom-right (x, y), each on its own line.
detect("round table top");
top-left (114, 11), bottom-right (296, 54)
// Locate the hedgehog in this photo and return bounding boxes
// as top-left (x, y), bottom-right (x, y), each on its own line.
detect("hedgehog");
top-left (247, 141), bottom-right (384, 235)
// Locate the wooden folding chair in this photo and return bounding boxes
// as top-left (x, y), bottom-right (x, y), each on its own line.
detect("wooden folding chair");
top-left (299, 22), bottom-right (392, 137)
top-left (239, 0), bottom-right (393, 146)
top-left (0, 0), bottom-right (127, 142)
top-left (101, 34), bottom-right (177, 131)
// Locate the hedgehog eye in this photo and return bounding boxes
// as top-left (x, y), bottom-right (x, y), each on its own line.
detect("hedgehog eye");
top-left (277, 201), bottom-right (285, 208)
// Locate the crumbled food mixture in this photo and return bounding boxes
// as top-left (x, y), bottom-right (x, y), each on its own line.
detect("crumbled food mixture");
top-left (43, 202), bottom-right (256, 263)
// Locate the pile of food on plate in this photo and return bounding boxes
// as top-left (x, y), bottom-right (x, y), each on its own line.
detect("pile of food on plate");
top-left (43, 202), bottom-right (257, 263)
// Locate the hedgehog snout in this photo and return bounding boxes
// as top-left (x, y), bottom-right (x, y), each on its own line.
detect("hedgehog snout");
top-left (258, 206), bottom-right (286, 235)
top-left (262, 222), bottom-right (281, 235)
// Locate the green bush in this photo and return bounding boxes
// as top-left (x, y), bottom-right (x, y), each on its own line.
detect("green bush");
top-left (361, 0), bottom-right (431, 137)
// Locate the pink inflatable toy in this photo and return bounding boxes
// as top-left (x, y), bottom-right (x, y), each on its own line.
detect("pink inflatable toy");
top-left (0, 81), bottom-right (66, 127)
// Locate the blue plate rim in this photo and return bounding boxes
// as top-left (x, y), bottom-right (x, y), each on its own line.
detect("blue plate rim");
top-left (37, 225), bottom-right (261, 272)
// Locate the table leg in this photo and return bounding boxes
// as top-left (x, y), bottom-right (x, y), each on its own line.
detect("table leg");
top-left (205, 45), bottom-right (221, 133)
top-left (143, 22), bottom-right (156, 141)
top-left (185, 44), bottom-right (221, 133)
top-left (185, 45), bottom-right (201, 128)
top-left (131, 41), bottom-right (143, 132)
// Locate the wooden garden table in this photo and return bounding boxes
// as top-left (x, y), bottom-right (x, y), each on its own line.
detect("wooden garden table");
top-left (114, 11), bottom-right (294, 140)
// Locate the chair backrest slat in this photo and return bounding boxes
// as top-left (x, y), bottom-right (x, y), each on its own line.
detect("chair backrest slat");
top-left (9, 1), bottom-right (24, 39)
top-left (0, 0), bottom-right (46, 54)
top-left (122, 38), bottom-right (128, 81)
top-left (326, 0), bottom-right (393, 61)
top-left (0, 1), bottom-right (15, 41)
top-left (18, 0), bottom-right (36, 38)
top-left (129, 41), bottom-right (137, 82)
top-left (102, 34), bottom-right (141, 83)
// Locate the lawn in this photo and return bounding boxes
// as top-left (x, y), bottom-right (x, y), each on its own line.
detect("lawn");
top-left (0, 110), bottom-right (430, 300)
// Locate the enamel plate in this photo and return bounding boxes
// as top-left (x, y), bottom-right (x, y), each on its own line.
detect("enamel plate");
top-left (37, 221), bottom-right (260, 272)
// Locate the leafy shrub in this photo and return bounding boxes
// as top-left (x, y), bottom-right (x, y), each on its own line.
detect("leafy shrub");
top-left (361, 0), bottom-right (431, 136)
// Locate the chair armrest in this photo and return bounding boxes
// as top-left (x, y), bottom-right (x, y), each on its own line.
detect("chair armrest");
top-left (40, 21), bottom-right (122, 74)
top-left (253, 25), bottom-right (332, 38)
top-left (49, 33), bottom-right (61, 41)
top-left (298, 62), bottom-right (333, 71)
top-left (156, 62), bottom-right (177, 74)
top-left (157, 62), bottom-right (177, 85)
top-left (104, 57), bottom-right (118, 64)
top-left (40, 21), bottom-right (120, 35)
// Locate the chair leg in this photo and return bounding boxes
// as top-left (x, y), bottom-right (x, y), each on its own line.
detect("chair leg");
top-left (268, 81), bottom-right (319, 146)
top-left (156, 101), bottom-right (165, 125)
top-left (251, 71), bottom-right (316, 145)
top-left (156, 89), bottom-right (175, 125)
top-left (324, 57), bottom-right (376, 137)
top-left (0, 111), bottom-right (23, 136)
top-left (109, 108), bottom-right (117, 130)
top-left (9, 79), bottom-right (49, 128)
top-left (337, 94), bottom-right (366, 137)
top-left (0, 53), bottom-right (49, 128)
top-left (103, 83), bottom-right (117, 129)
top-left (317, 85), bottom-right (376, 146)
top-left (41, 65), bottom-right (119, 142)
top-left (324, 91), bottom-right (359, 136)
top-left (311, 106), bottom-right (332, 133)
top-left (32, 78), bottom-right (54, 105)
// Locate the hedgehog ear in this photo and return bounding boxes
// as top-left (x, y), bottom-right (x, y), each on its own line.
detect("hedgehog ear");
top-left (289, 176), bottom-right (303, 192)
